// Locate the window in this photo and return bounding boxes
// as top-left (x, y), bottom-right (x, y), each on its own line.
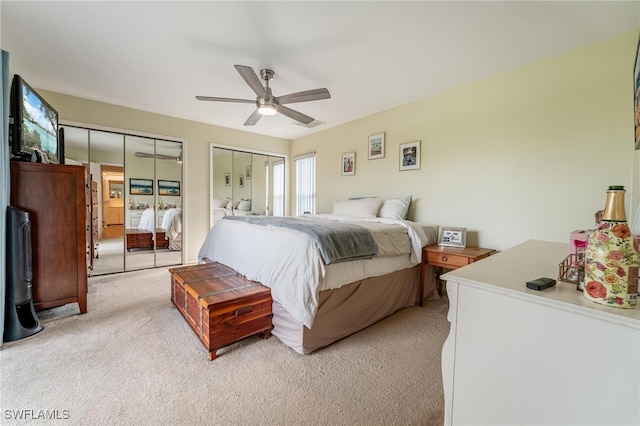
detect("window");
top-left (295, 153), bottom-right (315, 216)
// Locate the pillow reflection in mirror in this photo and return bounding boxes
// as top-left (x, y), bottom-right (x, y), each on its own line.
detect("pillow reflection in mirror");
top-left (212, 198), bottom-right (229, 209)
top-left (237, 200), bottom-right (251, 211)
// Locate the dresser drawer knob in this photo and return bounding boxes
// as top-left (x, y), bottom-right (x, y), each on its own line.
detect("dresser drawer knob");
top-left (442, 255), bottom-right (448, 262)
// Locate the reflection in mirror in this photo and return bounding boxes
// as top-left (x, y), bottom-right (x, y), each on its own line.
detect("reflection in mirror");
top-left (125, 136), bottom-right (156, 271)
top-left (155, 139), bottom-right (183, 267)
top-left (211, 148), bottom-right (233, 225)
top-left (109, 181), bottom-right (123, 198)
top-left (233, 151), bottom-right (252, 216)
top-left (271, 157), bottom-right (285, 217)
top-left (62, 126), bottom-right (126, 275)
top-left (210, 146), bottom-right (285, 227)
top-left (61, 124), bottom-right (182, 276)
top-left (252, 154), bottom-right (268, 215)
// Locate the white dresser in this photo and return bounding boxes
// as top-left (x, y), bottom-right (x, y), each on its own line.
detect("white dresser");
top-left (441, 240), bottom-right (640, 426)
top-left (127, 210), bottom-right (143, 229)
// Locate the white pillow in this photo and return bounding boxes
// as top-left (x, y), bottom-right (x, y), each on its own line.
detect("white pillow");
top-left (236, 200), bottom-right (251, 211)
top-left (378, 195), bottom-right (412, 220)
top-left (332, 198), bottom-right (383, 218)
top-left (212, 198), bottom-right (229, 208)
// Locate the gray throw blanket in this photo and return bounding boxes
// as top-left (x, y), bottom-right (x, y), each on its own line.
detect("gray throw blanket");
top-left (224, 216), bottom-right (378, 264)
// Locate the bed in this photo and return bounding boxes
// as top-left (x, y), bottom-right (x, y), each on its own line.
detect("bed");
top-left (198, 196), bottom-right (439, 354)
top-left (160, 207), bottom-right (182, 250)
top-left (211, 198), bottom-right (254, 224)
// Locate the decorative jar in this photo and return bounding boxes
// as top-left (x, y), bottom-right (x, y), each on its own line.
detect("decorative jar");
top-left (584, 186), bottom-right (639, 308)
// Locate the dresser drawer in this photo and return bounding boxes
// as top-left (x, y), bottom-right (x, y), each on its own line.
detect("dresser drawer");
top-left (426, 251), bottom-right (471, 269)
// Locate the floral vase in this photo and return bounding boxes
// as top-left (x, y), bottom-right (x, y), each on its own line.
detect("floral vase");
top-left (584, 186), bottom-right (639, 308)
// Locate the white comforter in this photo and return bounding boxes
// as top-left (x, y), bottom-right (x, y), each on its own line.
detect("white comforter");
top-left (198, 214), bottom-right (434, 328)
top-left (138, 208), bottom-right (155, 234)
top-left (161, 208), bottom-right (182, 240)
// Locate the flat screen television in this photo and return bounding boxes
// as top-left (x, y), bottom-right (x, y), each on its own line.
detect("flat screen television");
top-left (9, 74), bottom-right (63, 164)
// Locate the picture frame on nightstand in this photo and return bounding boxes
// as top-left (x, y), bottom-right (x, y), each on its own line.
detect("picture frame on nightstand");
top-left (438, 226), bottom-right (467, 247)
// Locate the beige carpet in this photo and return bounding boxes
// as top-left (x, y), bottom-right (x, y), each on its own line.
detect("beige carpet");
top-left (0, 267), bottom-right (450, 425)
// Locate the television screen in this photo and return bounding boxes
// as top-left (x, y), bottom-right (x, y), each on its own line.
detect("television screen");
top-left (635, 32), bottom-right (640, 150)
top-left (10, 75), bottom-right (61, 164)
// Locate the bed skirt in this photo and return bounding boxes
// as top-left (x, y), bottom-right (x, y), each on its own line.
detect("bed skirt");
top-left (271, 264), bottom-right (438, 354)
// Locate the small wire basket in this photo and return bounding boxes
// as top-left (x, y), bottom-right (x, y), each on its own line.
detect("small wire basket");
top-left (558, 253), bottom-right (585, 288)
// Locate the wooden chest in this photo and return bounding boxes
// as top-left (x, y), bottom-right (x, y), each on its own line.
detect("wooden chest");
top-left (126, 228), bottom-right (168, 251)
top-left (169, 263), bottom-right (272, 360)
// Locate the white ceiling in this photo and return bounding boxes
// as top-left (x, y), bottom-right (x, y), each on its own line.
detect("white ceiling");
top-left (2, 1), bottom-right (639, 141)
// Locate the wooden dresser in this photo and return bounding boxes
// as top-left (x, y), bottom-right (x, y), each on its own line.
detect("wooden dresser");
top-left (10, 161), bottom-right (88, 313)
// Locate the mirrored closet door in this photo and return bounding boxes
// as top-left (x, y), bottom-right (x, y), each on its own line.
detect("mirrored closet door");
top-left (210, 146), bottom-right (285, 227)
top-left (61, 124), bottom-right (183, 276)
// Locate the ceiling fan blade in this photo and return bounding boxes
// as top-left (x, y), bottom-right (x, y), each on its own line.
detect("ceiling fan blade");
top-left (195, 96), bottom-right (254, 104)
top-left (134, 151), bottom-right (155, 158)
top-left (234, 65), bottom-right (267, 98)
top-left (278, 105), bottom-right (314, 125)
top-left (243, 110), bottom-right (262, 126)
top-left (134, 152), bottom-right (177, 160)
top-left (155, 153), bottom-right (178, 160)
top-left (277, 88), bottom-right (331, 105)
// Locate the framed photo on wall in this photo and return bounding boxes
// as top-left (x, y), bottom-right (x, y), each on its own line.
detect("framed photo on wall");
top-left (342, 152), bottom-right (355, 176)
top-left (224, 173), bottom-right (230, 186)
top-left (130, 178), bottom-right (153, 195)
top-left (399, 140), bottom-right (421, 171)
top-left (239, 174), bottom-right (244, 188)
top-left (368, 132), bottom-right (385, 159)
top-left (157, 180), bottom-right (180, 196)
top-left (437, 226), bottom-right (467, 248)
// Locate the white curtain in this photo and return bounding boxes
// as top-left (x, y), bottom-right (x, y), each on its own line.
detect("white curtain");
top-left (1, 50), bottom-right (11, 346)
top-left (295, 153), bottom-right (315, 216)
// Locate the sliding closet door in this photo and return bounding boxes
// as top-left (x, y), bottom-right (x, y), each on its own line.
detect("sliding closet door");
top-left (210, 145), bottom-right (286, 227)
top-left (60, 127), bottom-right (126, 276)
top-left (155, 139), bottom-right (182, 267)
top-left (124, 135), bottom-right (155, 271)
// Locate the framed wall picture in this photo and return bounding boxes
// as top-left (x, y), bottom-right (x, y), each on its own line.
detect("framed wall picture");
top-left (157, 180), bottom-right (180, 196)
top-left (245, 165), bottom-right (252, 180)
top-left (342, 152), bottom-right (355, 176)
top-left (130, 178), bottom-right (153, 195)
top-left (224, 173), bottom-right (230, 186)
top-left (368, 132), bottom-right (385, 159)
top-left (399, 140), bottom-right (421, 171)
top-left (239, 174), bottom-right (244, 188)
top-left (437, 226), bottom-right (467, 248)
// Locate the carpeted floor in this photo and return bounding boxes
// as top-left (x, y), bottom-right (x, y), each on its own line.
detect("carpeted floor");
top-left (91, 237), bottom-right (181, 276)
top-left (0, 267), bottom-right (450, 425)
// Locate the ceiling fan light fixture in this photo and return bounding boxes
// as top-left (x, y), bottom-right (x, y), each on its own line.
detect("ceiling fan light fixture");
top-left (257, 104), bottom-right (277, 116)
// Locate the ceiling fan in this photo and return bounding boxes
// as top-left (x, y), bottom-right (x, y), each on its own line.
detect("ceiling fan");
top-left (134, 152), bottom-right (180, 161)
top-left (196, 65), bottom-right (331, 126)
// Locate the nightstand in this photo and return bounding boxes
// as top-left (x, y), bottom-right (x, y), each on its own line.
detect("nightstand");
top-left (420, 245), bottom-right (496, 303)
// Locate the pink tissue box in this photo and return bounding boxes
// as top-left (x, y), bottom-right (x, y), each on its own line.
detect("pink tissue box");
top-left (569, 230), bottom-right (590, 255)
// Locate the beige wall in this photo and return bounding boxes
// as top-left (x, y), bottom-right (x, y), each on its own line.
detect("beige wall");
top-left (293, 31), bottom-right (640, 251)
top-left (37, 91), bottom-right (291, 264)
top-left (16, 29), bottom-right (640, 262)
